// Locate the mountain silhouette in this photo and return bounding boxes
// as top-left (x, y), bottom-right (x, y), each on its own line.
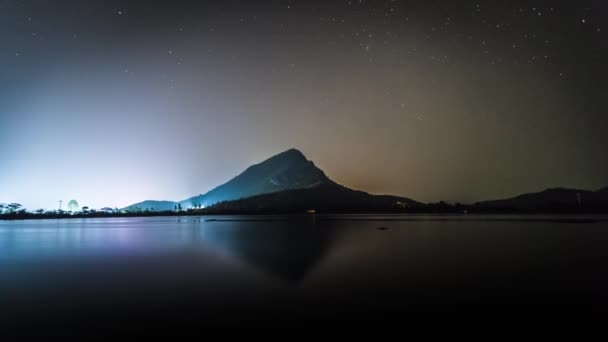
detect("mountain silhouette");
top-left (121, 149), bottom-right (608, 214)
top-left (124, 148), bottom-right (414, 212)
top-left (123, 200), bottom-right (178, 212)
top-left (180, 148), bottom-right (332, 208)
top-left (474, 187), bottom-right (608, 212)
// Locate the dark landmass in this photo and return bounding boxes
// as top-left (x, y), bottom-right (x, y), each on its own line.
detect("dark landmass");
top-left (120, 148), bottom-right (608, 216)
top-left (124, 148), bottom-right (332, 212)
top-left (201, 182), bottom-right (422, 214)
top-left (193, 185), bottom-right (608, 215)
top-left (180, 148), bottom-right (331, 208)
top-left (0, 210), bottom-right (177, 221)
top-left (474, 187), bottom-right (608, 213)
top-left (2, 148), bottom-right (608, 220)
top-left (121, 200), bottom-right (177, 212)
top-left (2, 185), bottom-right (608, 221)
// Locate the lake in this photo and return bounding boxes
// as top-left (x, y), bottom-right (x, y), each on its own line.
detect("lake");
top-left (1, 214), bottom-right (608, 325)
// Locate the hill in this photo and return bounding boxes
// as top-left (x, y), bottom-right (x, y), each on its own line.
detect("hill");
top-left (124, 148), bottom-right (409, 212)
top-left (180, 148), bottom-right (331, 208)
top-left (474, 187), bottom-right (608, 213)
top-left (203, 183), bottom-right (422, 214)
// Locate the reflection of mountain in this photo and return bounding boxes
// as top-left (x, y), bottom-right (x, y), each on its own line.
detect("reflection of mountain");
top-left (201, 219), bottom-right (333, 282)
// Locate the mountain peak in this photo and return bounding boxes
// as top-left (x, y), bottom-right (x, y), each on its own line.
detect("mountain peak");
top-left (268, 148), bottom-right (307, 162)
top-left (246, 148), bottom-right (311, 173)
top-left (177, 148), bottom-right (330, 208)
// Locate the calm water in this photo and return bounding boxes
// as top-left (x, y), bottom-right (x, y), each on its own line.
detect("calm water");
top-left (1, 215), bottom-right (608, 322)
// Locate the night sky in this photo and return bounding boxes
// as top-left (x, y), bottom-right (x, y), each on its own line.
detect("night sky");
top-left (1, 0), bottom-right (607, 210)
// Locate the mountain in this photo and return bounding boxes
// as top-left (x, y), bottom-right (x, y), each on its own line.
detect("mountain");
top-left (124, 148), bottom-right (357, 212)
top-left (180, 148), bottom-right (331, 208)
top-left (123, 200), bottom-right (177, 212)
top-left (122, 148), bottom-right (607, 214)
top-left (474, 187), bottom-right (608, 213)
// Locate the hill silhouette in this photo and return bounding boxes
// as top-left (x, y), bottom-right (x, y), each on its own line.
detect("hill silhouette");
top-left (204, 183), bottom-right (422, 214)
top-left (122, 149), bottom-right (607, 214)
top-left (125, 148), bottom-right (420, 213)
top-left (124, 148), bottom-right (335, 211)
top-left (474, 187), bottom-right (608, 213)
top-left (180, 148), bottom-right (332, 208)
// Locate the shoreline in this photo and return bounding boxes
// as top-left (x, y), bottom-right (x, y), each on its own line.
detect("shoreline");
top-left (3, 211), bottom-right (608, 222)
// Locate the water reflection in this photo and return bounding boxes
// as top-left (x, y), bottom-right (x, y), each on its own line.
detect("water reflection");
top-left (2, 215), bottom-right (608, 321)
top-left (200, 218), bottom-right (335, 282)
top-left (0, 216), bottom-right (338, 284)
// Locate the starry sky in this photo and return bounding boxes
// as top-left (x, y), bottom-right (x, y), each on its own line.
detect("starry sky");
top-left (1, 0), bottom-right (607, 210)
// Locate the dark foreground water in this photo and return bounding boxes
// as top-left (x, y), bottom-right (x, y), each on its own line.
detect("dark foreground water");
top-left (1, 215), bottom-right (608, 326)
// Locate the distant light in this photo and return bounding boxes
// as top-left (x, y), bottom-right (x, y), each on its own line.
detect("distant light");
top-left (67, 200), bottom-right (79, 212)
